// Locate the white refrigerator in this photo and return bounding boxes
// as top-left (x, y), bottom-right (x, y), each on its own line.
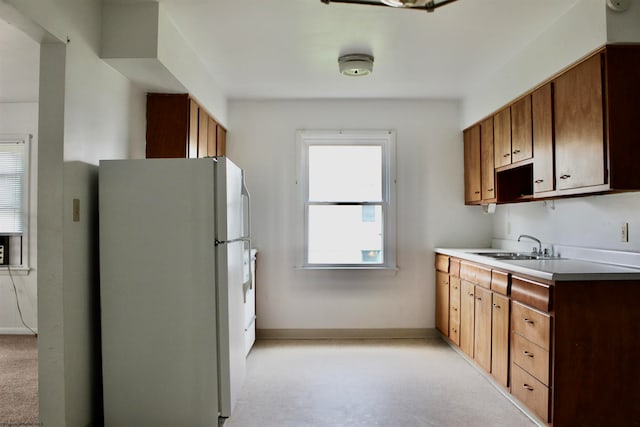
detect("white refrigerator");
top-left (99, 157), bottom-right (252, 426)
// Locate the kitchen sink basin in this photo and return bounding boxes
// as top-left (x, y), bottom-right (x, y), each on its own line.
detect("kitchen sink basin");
top-left (471, 252), bottom-right (562, 261)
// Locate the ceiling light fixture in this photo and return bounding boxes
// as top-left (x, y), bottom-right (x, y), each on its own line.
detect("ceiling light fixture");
top-left (338, 54), bottom-right (374, 77)
top-left (321, 0), bottom-right (459, 13)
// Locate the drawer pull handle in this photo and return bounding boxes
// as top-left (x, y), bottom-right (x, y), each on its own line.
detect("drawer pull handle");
top-left (452, 307), bottom-right (458, 311)
top-left (475, 191), bottom-right (481, 194)
top-left (523, 384), bottom-right (535, 392)
top-left (523, 351), bottom-right (534, 358)
top-left (468, 293), bottom-right (474, 297)
top-left (503, 153), bottom-right (510, 158)
top-left (492, 303), bottom-right (501, 309)
top-left (560, 174), bottom-right (571, 179)
top-left (453, 286), bottom-right (458, 290)
top-left (476, 297), bottom-right (482, 301)
top-left (487, 188), bottom-right (493, 192)
top-left (452, 328), bottom-right (457, 333)
top-left (513, 149), bottom-right (521, 154)
top-left (534, 179), bottom-right (544, 183)
top-left (524, 317), bottom-right (535, 325)
top-left (444, 281), bottom-right (449, 285)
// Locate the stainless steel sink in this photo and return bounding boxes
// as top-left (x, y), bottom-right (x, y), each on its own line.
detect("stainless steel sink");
top-left (471, 252), bottom-right (561, 261)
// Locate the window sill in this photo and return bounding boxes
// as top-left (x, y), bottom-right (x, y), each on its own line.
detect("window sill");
top-left (295, 265), bottom-right (399, 271)
top-left (0, 266), bottom-right (31, 276)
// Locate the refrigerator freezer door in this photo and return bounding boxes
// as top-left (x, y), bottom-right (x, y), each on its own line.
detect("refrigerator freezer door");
top-left (215, 158), bottom-right (247, 418)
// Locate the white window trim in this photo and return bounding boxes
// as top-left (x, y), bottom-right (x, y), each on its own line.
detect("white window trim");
top-left (0, 134), bottom-right (31, 272)
top-left (295, 130), bottom-right (397, 270)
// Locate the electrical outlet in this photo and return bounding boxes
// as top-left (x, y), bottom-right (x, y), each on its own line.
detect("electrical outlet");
top-left (620, 222), bottom-right (629, 242)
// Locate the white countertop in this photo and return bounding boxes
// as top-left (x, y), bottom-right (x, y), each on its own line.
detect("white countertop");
top-left (435, 248), bottom-right (640, 281)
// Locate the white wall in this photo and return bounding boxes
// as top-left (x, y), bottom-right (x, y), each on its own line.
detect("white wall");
top-left (4, 0), bottom-right (148, 425)
top-left (228, 99), bottom-right (491, 331)
top-left (492, 193), bottom-right (640, 252)
top-left (0, 102), bottom-right (38, 334)
top-left (462, 0), bottom-right (606, 127)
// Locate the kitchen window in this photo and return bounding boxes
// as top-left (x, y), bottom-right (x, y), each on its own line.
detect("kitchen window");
top-left (296, 130), bottom-right (397, 269)
top-left (0, 136), bottom-right (30, 269)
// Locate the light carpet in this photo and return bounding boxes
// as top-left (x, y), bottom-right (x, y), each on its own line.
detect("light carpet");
top-left (0, 335), bottom-right (38, 425)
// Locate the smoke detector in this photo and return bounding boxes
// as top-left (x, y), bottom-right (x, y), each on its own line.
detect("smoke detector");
top-left (338, 54), bottom-right (374, 77)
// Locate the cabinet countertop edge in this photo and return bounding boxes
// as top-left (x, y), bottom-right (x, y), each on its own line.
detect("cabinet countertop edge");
top-left (434, 248), bottom-right (640, 282)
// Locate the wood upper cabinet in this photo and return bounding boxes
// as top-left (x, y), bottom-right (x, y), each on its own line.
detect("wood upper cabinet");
top-left (460, 280), bottom-right (475, 358)
top-left (480, 118), bottom-right (496, 202)
top-left (493, 107), bottom-right (511, 168)
top-left (491, 293), bottom-right (510, 387)
top-left (146, 93), bottom-right (227, 159)
top-left (532, 83), bottom-right (554, 194)
top-left (463, 125), bottom-right (481, 204)
top-left (474, 286), bottom-right (492, 373)
top-left (554, 54), bottom-right (605, 190)
top-left (511, 96), bottom-right (533, 163)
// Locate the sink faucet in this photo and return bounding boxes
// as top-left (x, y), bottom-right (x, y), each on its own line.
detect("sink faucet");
top-left (518, 234), bottom-right (542, 254)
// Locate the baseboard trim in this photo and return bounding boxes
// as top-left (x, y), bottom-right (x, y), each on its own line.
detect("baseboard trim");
top-left (256, 328), bottom-right (438, 340)
top-left (0, 327), bottom-right (38, 335)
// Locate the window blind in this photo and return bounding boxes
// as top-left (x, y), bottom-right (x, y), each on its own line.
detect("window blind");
top-left (0, 142), bottom-right (25, 235)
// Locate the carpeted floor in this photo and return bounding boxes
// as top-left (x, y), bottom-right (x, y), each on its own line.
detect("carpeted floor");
top-left (226, 338), bottom-right (536, 427)
top-left (0, 335), bottom-right (38, 425)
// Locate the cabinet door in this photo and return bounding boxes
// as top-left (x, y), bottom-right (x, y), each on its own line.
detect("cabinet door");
top-left (449, 276), bottom-right (461, 346)
top-left (480, 117), bottom-right (495, 201)
top-left (207, 117), bottom-right (217, 157)
top-left (145, 93), bottom-right (189, 158)
top-left (188, 99), bottom-right (199, 158)
top-left (197, 108), bottom-right (209, 158)
top-left (511, 96), bottom-right (533, 163)
top-left (216, 125), bottom-right (227, 156)
top-left (555, 54), bottom-right (605, 190)
top-left (493, 107), bottom-right (511, 168)
top-left (460, 280), bottom-right (475, 358)
top-left (491, 293), bottom-right (509, 387)
top-left (435, 271), bottom-right (450, 336)
top-left (474, 286), bottom-right (492, 373)
top-left (532, 83), bottom-right (554, 193)
top-left (463, 126), bottom-right (481, 203)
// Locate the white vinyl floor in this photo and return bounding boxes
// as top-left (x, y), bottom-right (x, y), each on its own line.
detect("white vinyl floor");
top-left (225, 338), bottom-right (536, 427)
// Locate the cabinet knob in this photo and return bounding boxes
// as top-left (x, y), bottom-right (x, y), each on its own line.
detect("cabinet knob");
top-left (560, 174), bottom-right (571, 179)
top-left (513, 149), bottom-right (521, 154)
top-left (523, 384), bottom-right (535, 392)
top-left (534, 179), bottom-right (544, 184)
top-left (523, 350), bottom-right (534, 358)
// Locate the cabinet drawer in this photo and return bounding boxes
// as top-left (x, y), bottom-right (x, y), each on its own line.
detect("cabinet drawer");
top-left (460, 262), bottom-right (491, 288)
top-left (491, 270), bottom-right (509, 295)
top-left (511, 302), bottom-right (551, 351)
top-left (511, 276), bottom-right (551, 312)
top-left (435, 254), bottom-right (449, 272)
top-left (511, 332), bottom-right (550, 386)
top-left (511, 363), bottom-right (550, 423)
top-left (450, 258), bottom-right (461, 277)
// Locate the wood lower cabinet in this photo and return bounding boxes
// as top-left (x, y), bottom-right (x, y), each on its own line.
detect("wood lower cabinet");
top-left (491, 293), bottom-right (509, 387)
top-left (448, 276), bottom-right (461, 346)
top-left (473, 286), bottom-right (492, 373)
top-left (146, 93), bottom-right (227, 159)
top-left (436, 253), bottom-right (640, 425)
top-left (435, 271), bottom-right (450, 336)
top-left (459, 280), bottom-right (475, 358)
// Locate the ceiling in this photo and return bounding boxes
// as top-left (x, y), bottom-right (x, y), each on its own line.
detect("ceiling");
top-left (1, 0), bottom-right (581, 102)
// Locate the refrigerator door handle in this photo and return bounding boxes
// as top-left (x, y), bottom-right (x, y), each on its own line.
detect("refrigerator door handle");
top-left (240, 170), bottom-right (253, 291)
